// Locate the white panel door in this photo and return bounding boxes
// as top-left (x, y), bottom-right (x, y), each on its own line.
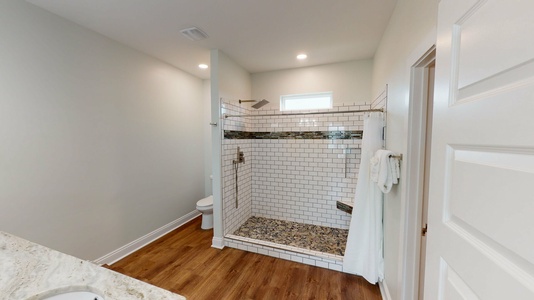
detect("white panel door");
top-left (424, 0), bottom-right (534, 299)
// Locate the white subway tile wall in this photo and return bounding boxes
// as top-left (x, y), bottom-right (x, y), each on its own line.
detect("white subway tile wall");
top-left (221, 102), bottom-right (254, 235)
top-left (221, 101), bottom-right (254, 132)
top-left (221, 101), bottom-right (370, 232)
top-left (248, 105), bottom-right (369, 133)
top-left (251, 138), bottom-right (360, 229)
top-left (222, 140), bottom-right (253, 235)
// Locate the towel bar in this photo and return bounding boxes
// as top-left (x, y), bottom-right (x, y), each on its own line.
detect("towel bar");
top-left (343, 151), bottom-right (402, 179)
top-left (391, 154), bottom-right (403, 160)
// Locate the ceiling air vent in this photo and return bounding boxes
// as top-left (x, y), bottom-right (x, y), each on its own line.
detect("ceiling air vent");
top-left (180, 27), bottom-right (209, 41)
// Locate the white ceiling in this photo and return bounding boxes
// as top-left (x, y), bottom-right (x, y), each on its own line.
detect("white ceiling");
top-left (26, 0), bottom-right (397, 79)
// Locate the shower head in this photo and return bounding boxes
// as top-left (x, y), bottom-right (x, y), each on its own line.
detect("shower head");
top-left (238, 99), bottom-right (270, 109)
top-left (251, 99), bottom-right (269, 109)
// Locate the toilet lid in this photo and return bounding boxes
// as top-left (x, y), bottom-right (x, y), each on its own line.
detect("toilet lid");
top-left (197, 195), bottom-right (213, 207)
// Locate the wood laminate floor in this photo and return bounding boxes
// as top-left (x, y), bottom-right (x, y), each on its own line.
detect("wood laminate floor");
top-left (106, 217), bottom-right (382, 300)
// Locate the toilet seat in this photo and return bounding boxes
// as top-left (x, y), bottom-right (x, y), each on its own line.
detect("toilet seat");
top-left (196, 196), bottom-right (213, 208)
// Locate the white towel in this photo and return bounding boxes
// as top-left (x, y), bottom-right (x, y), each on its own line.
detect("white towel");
top-left (389, 156), bottom-right (400, 185)
top-left (370, 155), bottom-right (380, 183)
top-left (375, 150), bottom-right (400, 193)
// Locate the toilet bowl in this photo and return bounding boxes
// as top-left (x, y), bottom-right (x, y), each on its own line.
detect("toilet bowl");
top-left (196, 195), bottom-right (213, 230)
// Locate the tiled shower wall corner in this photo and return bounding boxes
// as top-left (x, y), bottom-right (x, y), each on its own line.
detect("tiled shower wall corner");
top-left (222, 139), bottom-right (252, 235)
top-left (221, 101), bottom-right (254, 131)
top-left (221, 101), bottom-right (254, 235)
top-left (221, 101), bottom-right (370, 233)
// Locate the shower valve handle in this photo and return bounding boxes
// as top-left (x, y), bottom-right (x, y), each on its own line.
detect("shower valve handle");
top-left (234, 146), bottom-right (245, 164)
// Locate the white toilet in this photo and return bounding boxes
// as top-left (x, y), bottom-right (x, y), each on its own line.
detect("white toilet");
top-left (196, 195), bottom-right (213, 230)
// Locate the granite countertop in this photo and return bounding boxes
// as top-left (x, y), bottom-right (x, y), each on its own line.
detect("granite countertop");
top-left (0, 231), bottom-right (185, 300)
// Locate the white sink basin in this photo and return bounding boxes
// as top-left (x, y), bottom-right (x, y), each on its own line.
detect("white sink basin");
top-left (42, 291), bottom-right (104, 300)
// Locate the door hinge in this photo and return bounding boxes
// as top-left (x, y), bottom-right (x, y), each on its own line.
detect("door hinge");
top-left (422, 224), bottom-right (428, 236)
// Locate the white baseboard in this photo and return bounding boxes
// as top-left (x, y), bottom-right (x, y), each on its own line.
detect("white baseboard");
top-left (211, 236), bottom-right (225, 249)
top-left (93, 210), bottom-right (201, 265)
top-left (379, 280), bottom-right (392, 300)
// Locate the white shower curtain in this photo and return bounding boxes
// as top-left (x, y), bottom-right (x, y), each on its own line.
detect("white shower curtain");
top-left (343, 112), bottom-right (384, 284)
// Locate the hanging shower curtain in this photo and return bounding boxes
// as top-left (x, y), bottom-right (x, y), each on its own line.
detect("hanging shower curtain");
top-left (343, 112), bottom-right (384, 284)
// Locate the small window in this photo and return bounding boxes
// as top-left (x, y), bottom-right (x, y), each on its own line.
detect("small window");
top-left (280, 92), bottom-right (333, 111)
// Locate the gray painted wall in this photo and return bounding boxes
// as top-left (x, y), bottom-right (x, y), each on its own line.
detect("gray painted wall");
top-left (0, 0), bottom-right (206, 260)
top-left (252, 59), bottom-right (373, 109)
top-left (371, 0), bottom-right (439, 298)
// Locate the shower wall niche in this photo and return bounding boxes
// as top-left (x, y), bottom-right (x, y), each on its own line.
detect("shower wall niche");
top-left (221, 100), bottom-right (370, 236)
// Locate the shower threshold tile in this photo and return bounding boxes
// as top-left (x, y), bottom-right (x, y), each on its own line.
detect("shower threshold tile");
top-left (232, 216), bottom-right (348, 256)
top-left (227, 234), bottom-right (342, 261)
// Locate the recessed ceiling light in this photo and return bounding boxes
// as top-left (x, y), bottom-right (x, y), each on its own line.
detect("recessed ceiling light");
top-left (297, 54), bottom-right (308, 60)
top-left (198, 64), bottom-right (209, 69)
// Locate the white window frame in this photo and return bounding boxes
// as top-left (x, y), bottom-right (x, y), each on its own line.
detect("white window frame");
top-left (280, 92), bottom-right (333, 111)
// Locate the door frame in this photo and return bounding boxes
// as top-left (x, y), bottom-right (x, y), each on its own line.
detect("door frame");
top-left (400, 45), bottom-right (436, 300)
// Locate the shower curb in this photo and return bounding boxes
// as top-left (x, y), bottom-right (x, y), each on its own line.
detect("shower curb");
top-left (225, 234), bottom-right (344, 272)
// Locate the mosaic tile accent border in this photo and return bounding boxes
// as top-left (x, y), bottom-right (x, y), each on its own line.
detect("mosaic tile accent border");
top-left (224, 130), bottom-right (363, 140)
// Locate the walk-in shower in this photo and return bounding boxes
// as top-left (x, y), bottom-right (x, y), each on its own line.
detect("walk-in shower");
top-left (219, 91), bottom-right (387, 271)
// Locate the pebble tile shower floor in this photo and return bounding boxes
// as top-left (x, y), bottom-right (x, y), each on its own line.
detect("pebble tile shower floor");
top-left (233, 216), bottom-right (349, 256)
